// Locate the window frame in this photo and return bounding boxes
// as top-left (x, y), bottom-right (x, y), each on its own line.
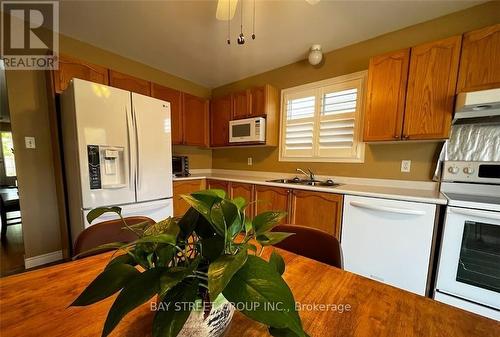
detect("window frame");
top-left (279, 70), bottom-right (367, 163)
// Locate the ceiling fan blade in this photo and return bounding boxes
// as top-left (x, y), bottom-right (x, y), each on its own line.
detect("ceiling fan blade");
top-left (216, 0), bottom-right (239, 21)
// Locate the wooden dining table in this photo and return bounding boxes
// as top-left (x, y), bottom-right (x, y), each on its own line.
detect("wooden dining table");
top-left (0, 248), bottom-right (498, 337)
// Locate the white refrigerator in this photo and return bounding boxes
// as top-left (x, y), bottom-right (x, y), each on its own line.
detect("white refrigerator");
top-left (61, 79), bottom-right (173, 246)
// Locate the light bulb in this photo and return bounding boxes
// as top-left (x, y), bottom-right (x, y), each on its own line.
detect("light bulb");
top-left (308, 44), bottom-right (323, 66)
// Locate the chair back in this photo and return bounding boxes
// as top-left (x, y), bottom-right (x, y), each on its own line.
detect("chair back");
top-left (74, 216), bottom-right (155, 258)
top-left (273, 224), bottom-right (342, 268)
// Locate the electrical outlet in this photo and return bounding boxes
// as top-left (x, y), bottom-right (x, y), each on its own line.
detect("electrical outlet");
top-left (25, 136), bottom-right (36, 149)
top-left (247, 157), bottom-right (253, 166)
top-left (401, 160), bottom-right (411, 173)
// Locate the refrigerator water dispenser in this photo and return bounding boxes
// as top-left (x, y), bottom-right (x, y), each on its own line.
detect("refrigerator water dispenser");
top-left (87, 145), bottom-right (127, 190)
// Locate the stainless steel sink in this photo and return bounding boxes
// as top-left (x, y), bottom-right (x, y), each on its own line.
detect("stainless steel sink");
top-left (266, 178), bottom-right (341, 187)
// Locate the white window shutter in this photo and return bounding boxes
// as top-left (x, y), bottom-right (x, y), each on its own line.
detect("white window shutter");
top-left (282, 90), bottom-right (316, 157)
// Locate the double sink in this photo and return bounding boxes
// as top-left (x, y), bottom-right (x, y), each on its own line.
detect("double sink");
top-left (266, 177), bottom-right (341, 188)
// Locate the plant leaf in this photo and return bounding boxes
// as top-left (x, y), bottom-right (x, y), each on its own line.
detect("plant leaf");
top-left (201, 235), bottom-right (225, 261)
top-left (86, 206), bottom-right (122, 224)
top-left (73, 242), bottom-right (127, 259)
top-left (180, 194), bottom-right (212, 222)
top-left (177, 207), bottom-right (200, 239)
top-left (144, 218), bottom-right (180, 238)
top-left (191, 189), bottom-right (226, 207)
top-left (232, 196), bottom-right (247, 211)
top-left (101, 268), bottom-right (162, 337)
top-left (222, 255), bottom-right (306, 337)
top-left (133, 234), bottom-right (177, 246)
top-left (156, 245), bottom-right (176, 267)
top-left (158, 267), bottom-right (193, 299)
top-left (105, 253), bottom-right (137, 270)
top-left (257, 232), bottom-right (294, 246)
top-left (252, 211), bottom-right (287, 235)
top-left (269, 250), bottom-right (285, 275)
top-left (208, 249), bottom-right (248, 301)
top-left (71, 264), bottom-right (139, 306)
top-left (152, 279), bottom-right (199, 337)
top-left (244, 217), bottom-right (253, 234)
top-left (209, 202), bottom-right (227, 236)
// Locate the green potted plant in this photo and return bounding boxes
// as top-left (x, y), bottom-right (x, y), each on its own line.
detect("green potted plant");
top-left (71, 189), bottom-right (309, 337)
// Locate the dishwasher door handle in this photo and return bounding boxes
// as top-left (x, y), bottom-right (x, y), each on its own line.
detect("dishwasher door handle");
top-left (349, 201), bottom-right (426, 216)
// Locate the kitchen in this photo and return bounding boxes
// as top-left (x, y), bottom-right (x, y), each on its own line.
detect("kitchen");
top-left (0, 1), bottom-right (499, 336)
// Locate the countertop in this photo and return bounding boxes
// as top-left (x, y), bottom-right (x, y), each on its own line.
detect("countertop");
top-left (1, 249), bottom-right (497, 337)
top-left (174, 171), bottom-right (447, 205)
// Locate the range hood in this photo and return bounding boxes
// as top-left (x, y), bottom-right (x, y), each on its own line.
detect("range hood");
top-left (454, 88), bottom-right (500, 121)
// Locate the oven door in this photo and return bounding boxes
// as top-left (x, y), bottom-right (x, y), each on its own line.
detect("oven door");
top-left (436, 206), bottom-right (500, 309)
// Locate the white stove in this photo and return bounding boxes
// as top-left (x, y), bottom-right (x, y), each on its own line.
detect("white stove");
top-left (434, 161), bottom-right (500, 321)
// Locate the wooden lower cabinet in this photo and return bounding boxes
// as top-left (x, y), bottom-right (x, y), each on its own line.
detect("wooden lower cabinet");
top-left (230, 182), bottom-right (255, 217)
top-left (173, 179), bottom-right (206, 217)
top-left (290, 190), bottom-right (343, 239)
top-left (206, 179), bottom-right (230, 195)
top-left (254, 185), bottom-right (291, 224)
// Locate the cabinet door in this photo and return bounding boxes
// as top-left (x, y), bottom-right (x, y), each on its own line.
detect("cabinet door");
top-left (207, 179), bottom-right (230, 195)
top-left (210, 95), bottom-right (232, 147)
top-left (173, 179), bottom-right (206, 217)
top-left (363, 49), bottom-right (410, 141)
top-left (403, 36), bottom-right (461, 140)
top-left (54, 55), bottom-right (109, 93)
top-left (249, 86), bottom-right (267, 117)
top-left (290, 190), bottom-right (343, 239)
top-left (232, 90), bottom-right (250, 119)
top-left (254, 185), bottom-right (290, 224)
top-left (151, 83), bottom-right (183, 145)
top-left (230, 182), bottom-right (255, 217)
top-left (183, 93), bottom-right (209, 147)
top-left (109, 70), bottom-right (151, 96)
top-left (457, 23), bottom-right (500, 93)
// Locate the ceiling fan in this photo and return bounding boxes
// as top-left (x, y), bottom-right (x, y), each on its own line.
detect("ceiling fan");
top-left (216, 0), bottom-right (320, 45)
top-left (216, 0), bottom-right (320, 21)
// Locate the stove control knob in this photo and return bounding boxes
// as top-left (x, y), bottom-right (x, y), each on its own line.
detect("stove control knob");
top-left (448, 166), bottom-right (459, 174)
top-left (463, 167), bottom-right (474, 175)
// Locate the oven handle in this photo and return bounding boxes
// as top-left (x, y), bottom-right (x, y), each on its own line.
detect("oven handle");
top-left (449, 207), bottom-right (500, 221)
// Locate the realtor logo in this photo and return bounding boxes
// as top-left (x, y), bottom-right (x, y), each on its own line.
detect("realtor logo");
top-left (1, 0), bottom-right (59, 70)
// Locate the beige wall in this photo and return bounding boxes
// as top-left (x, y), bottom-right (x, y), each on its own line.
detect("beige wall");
top-left (5, 70), bottom-right (62, 258)
top-left (211, 1), bottom-right (500, 181)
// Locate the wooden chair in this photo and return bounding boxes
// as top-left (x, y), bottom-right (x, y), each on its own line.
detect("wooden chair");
top-left (0, 188), bottom-right (22, 241)
top-left (73, 216), bottom-right (155, 258)
top-left (272, 224), bottom-right (343, 268)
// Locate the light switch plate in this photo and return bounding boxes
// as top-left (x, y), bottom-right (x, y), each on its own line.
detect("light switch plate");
top-left (247, 157), bottom-right (253, 166)
top-left (401, 160), bottom-right (411, 173)
top-left (25, 136), bottom-right (36, 149)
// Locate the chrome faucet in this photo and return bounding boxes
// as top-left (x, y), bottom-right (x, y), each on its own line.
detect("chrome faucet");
top-left (296, 168), bottom-right (315, 182)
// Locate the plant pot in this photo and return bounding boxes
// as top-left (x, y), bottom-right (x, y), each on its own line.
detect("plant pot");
top-left (163, 294), bottom-right (235, 337)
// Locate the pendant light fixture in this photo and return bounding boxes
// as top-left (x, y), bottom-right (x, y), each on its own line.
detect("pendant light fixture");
top-left (237, 0), bottom-right (245, 44)
top-left (219, 0), bottom-right (257, 45)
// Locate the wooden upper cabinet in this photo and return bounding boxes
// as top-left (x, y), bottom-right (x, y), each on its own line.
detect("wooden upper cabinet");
top-left (173, 179), bottom-right (206, 217)
top-left (457, 23), bottom-right (500, 93)
top-left (403, 35), bottom-right (461, 140)
top-left (249, 86), bottom-right (268, 117)
top-left (151, 83), bottom-right (183, 145)
top-left (210, 95), bottom-right (232, 147)
top-left (230, 182), bottom-right (255, 217)
top-left (53, 55), bottom-right (109, 93)
top-left (109, 70), bottom-right (151, 96)
top-left (363, 49), bottom-right (410, 141)
top-left (254, 185), bottom-right (290, 224)
top-left (232, 90), bottom-right (251, 119)
top-left (290, 190), bottom-right (343, 239)
top-left (183, 93), bottom-right (209, 146)
top-left (207, 179), bottom-right (230, 195)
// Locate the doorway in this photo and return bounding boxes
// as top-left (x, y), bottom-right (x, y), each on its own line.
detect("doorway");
top-left (0, 59), bottom-right (24, 277)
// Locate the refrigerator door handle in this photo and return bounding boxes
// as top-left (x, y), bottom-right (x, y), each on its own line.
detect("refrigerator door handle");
top-left (126, 106), bottom-right (134, 190)
top-left (133, 106), bottom-right (141, 190)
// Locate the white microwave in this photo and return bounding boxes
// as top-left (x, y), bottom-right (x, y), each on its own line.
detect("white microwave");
top-left (229, 117), bottom-right (266, 143)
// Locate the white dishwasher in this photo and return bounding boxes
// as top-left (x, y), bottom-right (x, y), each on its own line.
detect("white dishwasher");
top-left (341, 195), bottom-right (437, 295)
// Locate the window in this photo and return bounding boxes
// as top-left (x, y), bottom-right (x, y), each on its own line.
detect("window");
top-left (1, 132), bottom-right (16, 177)
top-left (280, 71), bottom-right (367, 162)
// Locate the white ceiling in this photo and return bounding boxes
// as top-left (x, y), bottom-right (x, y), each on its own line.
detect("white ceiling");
top-left (58, 0), bottom-right (483, 88)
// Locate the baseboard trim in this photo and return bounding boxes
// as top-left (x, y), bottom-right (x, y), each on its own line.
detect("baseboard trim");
top-left (24, 250), bottom-right (63, 269)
